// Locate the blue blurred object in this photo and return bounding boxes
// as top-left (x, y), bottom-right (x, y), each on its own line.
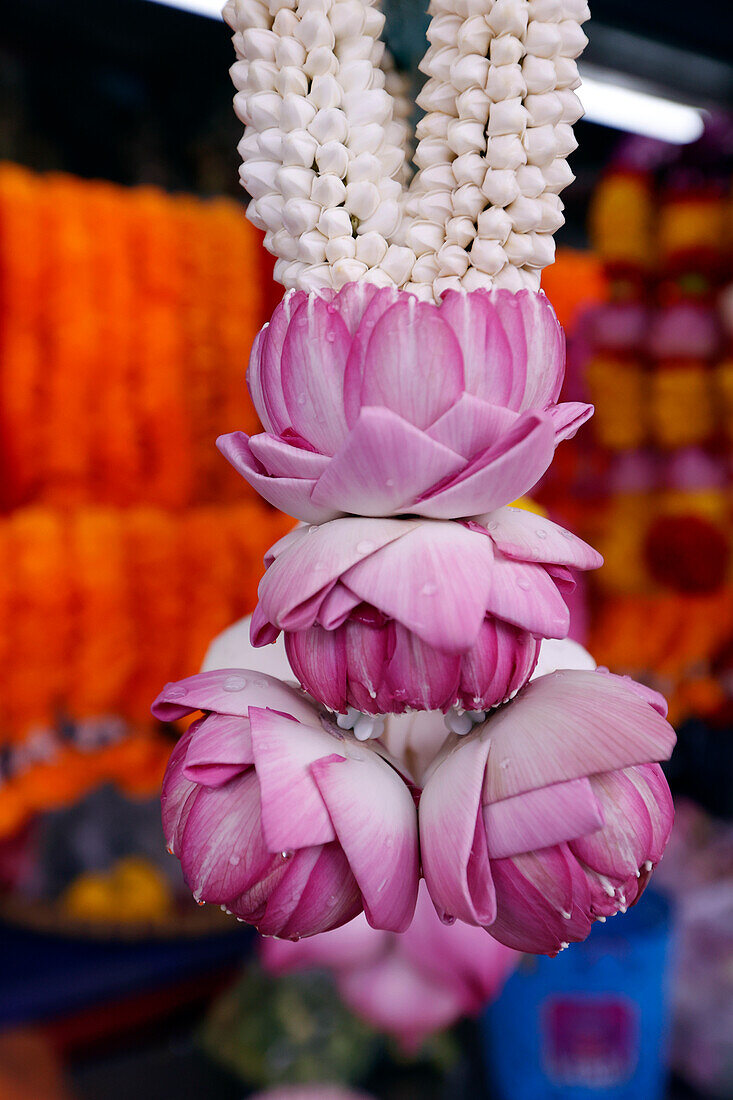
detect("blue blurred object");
top-left (482, 891), bottom-right (673, 1100)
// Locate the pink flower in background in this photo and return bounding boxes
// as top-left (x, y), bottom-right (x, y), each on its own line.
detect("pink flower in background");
top-left (252, 507), bottom-right (602, 715)
top-left (219, 284), bottom-right (592, 523)
top-left (420, 669), bottom-right (676, 956)
top-left (263, 881), bottom-right (518, 1052)
top-left (250, 1089), bottom-right (375, 1100)
top-left (152, 670), bottom-right (419, 937)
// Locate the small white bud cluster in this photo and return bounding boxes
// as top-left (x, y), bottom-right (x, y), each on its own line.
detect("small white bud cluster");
top-left (406, 0), bottom-right (589, 298)
top-left (224, 0), bottom-right (411, 291)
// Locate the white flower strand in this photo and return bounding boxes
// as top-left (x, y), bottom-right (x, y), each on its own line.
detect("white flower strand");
top-left (224, 0), bottom-right (411, 292)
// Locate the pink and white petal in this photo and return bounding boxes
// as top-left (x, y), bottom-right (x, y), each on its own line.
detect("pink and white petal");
top-left (489, 845), bottom-right (591, 953)
top-left (531, 637), bottom-right (596, 681)
top-left (571, 769), bottom-right (654, 881)
top-left (310, 407), bottom-right (465, 516)
top-left (359, 298), bottom-right (465, 429)
top-left (247, 326), bottom-right (284, 436)
top-left (417, 412), bottom-right (555, 518)
top-left (151, 669), bottom-right (318, 726)
top-left (318, 583), bottom-right (362, 630)
top-left (343, 619), bottom-right (391, 713)
top-left (183, 712), bottom-right (254, 786)
top-left (485, 554), bottom-right (571, 637)
top-left (480, 506), bottom-right (603, 570)
top-left (488, 290), bottom-right (565, 410)
top-left (439, 290), bottom-right (515, 406)
top-left (261, 911), bottom-right (386, 973)
top-left (250, 603), bottom-right (281, 647)
top-left (420, 732), bottom-right (496, 926)
top-left (386, 625), bottom-right (461, 711)
top-left (629, 763), bottom-right (674, 863)
top-left (273, 843), bottom-right (363, 939)
top-left (264, 525), bottom-right (306, 569)
top-left (217, 433), bottom-right (332, 523)
top-left (257, 517), bottom-right (415, 630)
top-left (161, 726), bottom-right (198, 853)
top-left (426, 394), bottom-right (520, 459)
top-left (310, 750), bottom-right (419, 932)
top-left (285, 626), bottom-right (348, 712)
top-left (179, 770), bottom-right (276, 903)
top-left (549, 401), bottom-right (594, 442)
top-left (342, 523), bottom-right (494, 652)
top-left (338, 952), bottom-right (465, 1051)
top-left (248, 433), bottom-right (331, 478)
top-left (483, 776), bottom-right (603, 860)
top-left (249, 707), bottom-right (341, 851)
top-left (332, 281), bottom-right (384, 334)
top-left (343, 287), bottom-right (404, 425)
top-left (600, 672), bottom-right (669, 718)
top-left (482, 669), bottom-right (677, 802)
top-left (280, 296), bottom-right (351, 453)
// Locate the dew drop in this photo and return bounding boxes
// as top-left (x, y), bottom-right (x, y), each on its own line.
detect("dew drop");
top-left (517, 578), bottom-right (530, 591)
top-left (356, 540), bottom-right (375, 555)
top-left (166, 684), bottom-right (186, 699)
top-left (196, 898), bottom-right (205, 906)
top-left (229, 854), bottom-right (240, 866)
top-left (289, 933), bottom-right (301, 942)
top-left (500, 758), bottom-right (511, 770)
top-left (420, 582), bottom-right (438, 597)
top-left (385, 478), bottom-right (395, 487)
top-left (562, 529), bottom-right (574, 540)
top-left (297, 393), bottom-right (307, 405)
top-left (536, 528), bottom-right (547, 540)
top-left (326, 331), bottom-right (336, 342)
top-left (487, 521), bottom-right (499, 531)
top-left (280, 849), bottom-right (295, 861)
top-left (223, 673), bottom-right (248, 692)
top-left (439, 912), bottom-right (456, 926)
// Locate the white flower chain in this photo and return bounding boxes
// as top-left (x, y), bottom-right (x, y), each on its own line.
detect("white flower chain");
top-left (224, 0), bottom-right (588, 297)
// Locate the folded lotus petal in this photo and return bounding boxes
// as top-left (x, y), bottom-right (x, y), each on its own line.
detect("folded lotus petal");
top-left (485, 554), bottom-right (570, 637)
top-left (161, 726), bottom-right (198, 854)
top-left (417, 412), bottom-right (555, 518)
top-left (420, 732), bottom-right (496, 926)
top-left (248, 432), bottom-right (331, 478)
top-left (486, 290), bottom-right (565, 411)
top-left (439, 290), bottom-right (515, 406)
top-left (330, 280), bottom-right (386, 335)
top-left (481, 670), bottom-right (677, 802)
top-left (338, 952), bottom-right (464, 1053)
top-left (341, 523), bottom-right (495, 652)
top-left (483, 777), bottom-right (604, 860)
top-left (286, 625), bottom-right (347, 712)
top-left (342, 618), bottom-right (391, 712)
top-left (217, 433), bottom-right (332, 524)
top-left (425, 394), bottom-right (519, 459)
top-left (257, 517), bottom-right (414, 633)
top-left (183, 712), bottom-right (254, 786)
top-left (549, 401), bottom-right (594, 442)
top-left (179, 771), bottom-right (278, 903)
top-left (569, 768), bottom-right (655, 882)
top-left (488, 845), bottom-right (594, 954)
top-left (544, 565), bottom-right (576, 594)
top-left (602, 672), bottom-right (669, 718)
top-left (152, 669), bottom-right (317, 726)
top-left (386, 625), bottom-right (461, 712)
top-left (318, 583), bottom-right (363, 630)
top-left (247, 322), bottom-right (286, 436)
top-left (264, 525), bottom-right (304, 568)
top-left (249, 707), bottom-right (340, 851)
top-left (234, 842), bottom-right (318, 930)
top-left (459, 620), bottom-right (539, 710)
top-left (309, 407), bottom-right (465, 516)
top-left (480, 506), bottom-right (603, 570)
top-left (632, 763), bottom-right (674, 862)
top-left (250, 603), bottom-right (281, 647)
top-left (342, 287), bottom-right (412, 426)
top-left (260, 843), bottom-right (362, 939)
top-left (359, 299), bottom-right (465, 430)
top-left (310, 750), bottom-right (419, 932)
top-left (261, 912), bottom-right (387, 974)
top-left (280, 296), bottom-right (351, 453)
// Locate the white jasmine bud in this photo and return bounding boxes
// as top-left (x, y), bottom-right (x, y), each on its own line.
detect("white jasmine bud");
top-left (456, 15), bottom-right (493, 55)
top-left (418, 163), bottom-right (456, 190)
top-left (276, 164), bottom-right (315, 199)
top-left (380, 244), bottom-right (416, 285)
top-left (522, 55), bottom-right (557, 94)
top-left (246, 90), bottom-right (283, 129)
top-left (492, 262), bottom-right (527, 290)
top-left (362, 267), bottom-right (396, 287)
top-left (297, 228), bottom-right (329, 262)
top-left (469, 237), bottom-right (506, 275)
top-left (247, 201), bottom-right (268, 230)
top-left (461, 266), bottom-right (493, 291)
top-left (419, 45), bottom-right (458, 83)
top-left (486, 63), bottom-right (527, 101)
top-left (417, 80), bottom-right (458, 115)
top-left (295, 10), bottom-right (335, 50)
top-left (338, 59), bottom-right (376, 94)
top-left (326, 234), bottom-right (356, 262)
top-left (542, 156), bottom-right (574, 192)
top-left (342, 88), bottom-right (392, 126)
top-left (447, 117), bottom-right (487, 155)
top-left (553, 56), bottom-right (580, 89)
top-left (505, 194), bottom-right (543, 233)
top-left (557, 88), bottom-right (583, 124)
top-left (554, 122), bottom-right (578, 157)
top-left (247, 59), bottom-right (279, 91)
top-left (481, 167), bottom-right (521, 206)
top-left (562, 0), bottom-right (590, 23)
top-left (282, 128), bottom-right (318, 166)
top-left (315, 140), bottom-right (349, 177)
top-left (528, 0), bottom-right (564, 20)
top-left (308, 106), bottom-right (348, 143)
top-left (332, 257), bottom-right (369, 287)
top-left (272, 228), bottom-right (300, 260)
top-left (280, 94), bottom-right (317, 131)
top-left (446, 215), bottom-right (476, 248)
top-left (346, 152), bottom-right (382, 182)
top-left (487, 98), bottom-right (528, 136)
top-left (406, 220), bottom-right (445, 256)
top-left (437, 242), bottom-right (469, 277)
top-left (274, 36), bottom-right (306, 68)
top-left (240, 158), bottom-right (279, 199)
top-left (403, 281), bottom-right (436, 301)
top-left (486, 133), bottom-right (527, 170)
top-left (329, 0), bottom-right (365, 39)
top-left (455, 87), bottom-right (491, 123)
top-left (477, 205), bottom-right (512, 242)
top-left (230, 60), bottom-right (250, 92)
top-left (488, 0), bottom-right (528, 36)
top-left (272, 8), bottom-right (298, 35)
top-left (355, 231), bottom-right (388, 266)
top-left (427, 13), bottom-right (463, 49)
top-left (525, 91), bottom-right (563, 126)
top-left (417, 189), bottom-right (453, 222)
top-left (435, 275), bottom-right (464, 296)
top-left (311, 173), bottom-right (347, 206)
top-left (414, 138), bottom-right (453, 169)
top-left (452, 152), bottom-right (485, 186)
top-left (347, 122), bottom-right (385, 155)
top-left (489, 35), bottom-right (524, 66)
top-left (411, 253), bottom-right (441, 282)
top-left (345, 180), bottom-right (380, 219)
top-left (318, 205), bottom-right (354, 238)
top-left (336, 35), bottom-right (377, 62)
top-left (241, 27), bottom-right (278, 62)
top-left (254, 191), bottom-right (285, 226)
top-left (452, 183), bottom-right (485, 218)
top-left (515, 163), bottom-right (545, 197)
top-left (363, 5), bottom-right (385, 36)
top-left (276, 65), bottom-right (309, 96)
top-left (523, 123), bottom-right (557, 165)
top-left (297, 262), bottom-right (334, 290)
top-left (558, 20), bottom-right (588, 57)
top-left (379, 145), bottom-right (407, 179)
top-left (304, 46), bottom-right (339, 76)
top-left (524, 22), bottom-right (562, 57)
top-left (256, 127), bottom-right (284, 159)
top-left (449, 54), bottom-right (491, 94)
top-left (308, 73), bottom-right (341, 109)
top-left (538, 192), bottom-right (564, 232)
top-left (228, 0), bottom-right (270, 30)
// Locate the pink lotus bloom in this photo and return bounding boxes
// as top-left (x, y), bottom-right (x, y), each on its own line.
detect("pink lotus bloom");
top-left (263, 881), bottom-right (517, 1052)
top-left (252, 507), bottom-right (602, 715)
top-left (419, 669), bottom-right (675, 956)
top-left (152, 670), bottom-right (419, 937)
top-left (219, 284), bottom-right (592, 523)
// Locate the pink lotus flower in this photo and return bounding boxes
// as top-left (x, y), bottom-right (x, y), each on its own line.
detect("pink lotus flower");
top-left (219, 284), bottom-right (592, 523)
top-left (262, 881), bottom-right (517, 1052)
top-left (419, 669), bottom-right (675, 956)
top-left (252, 507), bottom-right (602, 715)
top-left (152, 670), bottom-right (419, 937)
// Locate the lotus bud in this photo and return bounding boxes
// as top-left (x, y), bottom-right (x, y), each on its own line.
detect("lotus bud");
top-left (489, 34), bottom-right (524, 66)
top-left (316, 140), bottom-right (349, 177)
top-left (311, 173), bottom-right (347, 207)
top-left (486, 134), bottom-right (527, 170)
top-left (380, 244), bottom-right (416, 285)
top-left (486, 62), bottom-right (527, 101)
top-left (487, 0), bottom-right (529, 37)
top-left (277, 164), bottom-right (314, 199)
top-left (280, 94), bottom-right (317, 130)
top-left (318, 205), bottom-right (354, 238)
top-left (477, 205), bottom-right (512, 242)
top-left (309, 72), bottom-right (341, 108)
top-left (481, 167), bottom-right (521, 206)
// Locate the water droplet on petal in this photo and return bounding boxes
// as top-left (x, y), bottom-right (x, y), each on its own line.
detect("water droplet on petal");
top-left (420, 582), bottom-right (438, 597)
top-left (229, 854), bottom-right (240, 866)
top-left (500, 758), bottom-right (511, 770)
top-left (517, 578), bottom-right (530, 591)
top-left (356, 540), bottom-right (375, 555)
top-left (281, 850), bottom-right (294, 861)
top-left (439, 912), bottom-right (456, 926)
top-left (223, 673), bottom-right (248, 692)
top-left (536, 528), bottom-right (547, 540)
top-left (166, 684), bottom-right (186, 699)
top-left (297, 393), bottom-right (307, 405)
